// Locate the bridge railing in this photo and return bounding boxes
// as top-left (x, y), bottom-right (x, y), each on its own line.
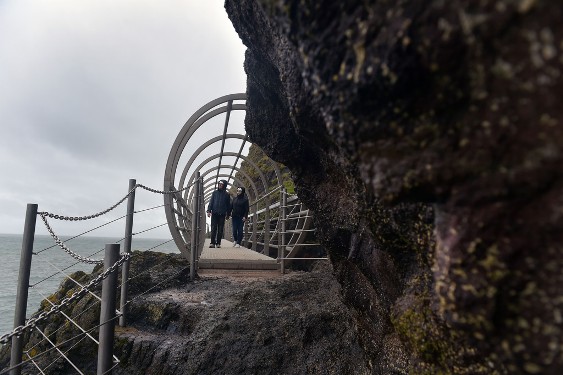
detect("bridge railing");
top-left (245, 186), bottom-right (324, 273)
top-left (0, 180), bottom-right (195, 375)
top-left (0, 177), bottom-right (325, 374)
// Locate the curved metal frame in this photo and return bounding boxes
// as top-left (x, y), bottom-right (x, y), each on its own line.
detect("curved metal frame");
top-left (163, 93), bottom-right (313, 264)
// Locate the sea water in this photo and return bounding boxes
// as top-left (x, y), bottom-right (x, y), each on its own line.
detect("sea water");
top-left (0, 233), bottom-right (179, 336)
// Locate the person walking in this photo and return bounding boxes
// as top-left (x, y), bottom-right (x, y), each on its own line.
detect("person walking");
top-left (206, 180), bottom-right (231, 248)
top-left (230, 186), bottom-right (249, 248)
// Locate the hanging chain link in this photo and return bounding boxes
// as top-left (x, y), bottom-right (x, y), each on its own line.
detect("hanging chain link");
top-left (35, 182), bottom-right (195, 265)
top-left (39, 214), bottom-right (104, 265)
top-left (37, 183), bottom-right (194, 221)
top-left (1, 181), bottom-right (197, 345)
top-left (37, 186), bottom-right (137, 221)
top-left (0, 252), bottom-right (129, 345)
top-left (136, 183), bottom-right (193, 195)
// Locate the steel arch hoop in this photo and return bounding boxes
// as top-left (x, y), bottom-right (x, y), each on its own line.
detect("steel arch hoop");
top-left (183, 152), bottom-right (269, 205)
top-left (164, 94), bottom-right (246, 257)
top-left (179, 134), bottom-right (281, 198)
top-left (164, 93), bottom-right (292, 260)
top-left (198, 172), bottom-right (260, 250)
top-left (164, 93), bottom-right (247, 182)
top-left (199, 165), bottom-right (259, 204)
top-left (169, 103), bottom-right (246, 177)
top-left (179, 134), bottom-right (246, 193)
top-left (187, 172), bottom-right (255, 210)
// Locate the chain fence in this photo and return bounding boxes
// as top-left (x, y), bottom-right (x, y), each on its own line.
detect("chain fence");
top-left (0, 179), bottom-right (320, 374)
top-left (0, 181), bottom-right (195, 375)
top-left (0, 252), bottom-right (129, 346)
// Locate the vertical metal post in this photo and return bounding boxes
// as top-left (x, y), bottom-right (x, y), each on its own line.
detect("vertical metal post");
top-left (97, 244), bottom-right (120, 375)
top-left (195, 173), bottom-right (202, 274)
top-left (251, 203), bottom-right (257, 252)
top-left (280, 188), bottom-right (287, 274)
top-left (264, 195), bottom-right (270, 256)
top-left (243, 210), bottom-right (248, 248)
top-left (193, 175), bottom-right (199, 262)
top-left (10, 204), bottom-right (37, 375)
top-left (190, 173), bottom-right (200, 280)
top-left (119, 179), bottom-right (135, 327)
top-left (197, 175), bottom-right (204, 261)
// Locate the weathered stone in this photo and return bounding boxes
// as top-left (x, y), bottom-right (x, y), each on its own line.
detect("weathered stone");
top-left (114, 263), bottom-right (368, 374)
top-left (0, 255), bottom-right (367, 374)
top-left (226, 0), bottom-right (563, 373)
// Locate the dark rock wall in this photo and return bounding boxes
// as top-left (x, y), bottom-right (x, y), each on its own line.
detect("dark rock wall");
top-left (226, 0), bottom-right (562, 373)
top-left (114, 264), bottom-right (368, 375)
top-left (0, 251), bottom-right (190, 374)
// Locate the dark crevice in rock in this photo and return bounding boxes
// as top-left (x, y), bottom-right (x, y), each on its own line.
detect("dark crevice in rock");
top-left (226, 0), bottom-right (563, 373)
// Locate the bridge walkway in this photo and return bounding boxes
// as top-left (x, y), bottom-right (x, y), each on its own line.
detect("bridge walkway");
top-left (198, 238), bottom-right (278, 270)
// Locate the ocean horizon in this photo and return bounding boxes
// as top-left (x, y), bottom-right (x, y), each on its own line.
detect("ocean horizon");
top-left (0, 233), bottom-right (180, 336)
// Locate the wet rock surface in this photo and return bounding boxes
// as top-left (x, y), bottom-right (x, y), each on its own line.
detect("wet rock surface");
top-left (226, 0), bottom-right (563, 373)
top-left (114, 264), bottom-right (369, 375)
top-left (0, 253), bottom-right (369, 375)
top-left (2, 1), bottom-right (561, 374)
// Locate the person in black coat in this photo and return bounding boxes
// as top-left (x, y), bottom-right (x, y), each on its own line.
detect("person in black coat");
top-left (206, 180), bottom-right (231, 248)
top-left (230, 186), bottom-right (249, 248)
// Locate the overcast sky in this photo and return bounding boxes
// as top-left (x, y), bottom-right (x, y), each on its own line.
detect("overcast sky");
top-left (0, 0), bottom-right (247, 239)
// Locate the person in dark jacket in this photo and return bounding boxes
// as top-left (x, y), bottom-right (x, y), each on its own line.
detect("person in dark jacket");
top-left (206, 180), bottom-right (231, 248)
top-left (229, 186), bottom-right (249, 248)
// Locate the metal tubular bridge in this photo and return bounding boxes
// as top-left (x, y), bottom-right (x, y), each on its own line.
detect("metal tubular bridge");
top-left (0, 93), bottom-right (324, 375)
top-left (163, 93), bottom-right (322, 276)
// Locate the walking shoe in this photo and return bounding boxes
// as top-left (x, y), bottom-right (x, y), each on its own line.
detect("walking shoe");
top-left (235, 244), bottom-right (240, 248)
top-left (233, 241), bottom-right (237, 247)
top-left (209, 244), bottom-right (215, 248)
top-left (216, 245), bottom-right (221, 248)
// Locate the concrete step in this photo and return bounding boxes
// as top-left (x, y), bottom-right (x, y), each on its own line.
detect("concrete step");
top-left (199, 239), bottom-right (278, 270)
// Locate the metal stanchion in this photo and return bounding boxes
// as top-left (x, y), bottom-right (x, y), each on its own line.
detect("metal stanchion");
top-left (119, 179), bottom-right (135, 327)
top-left (196, 175), bottom-right (204, 267)
top-left (251, 202), bottom-right (257, 252)
top-left (280, 188), bottom-right (287, 274)
top-left (200, 177), bottom-right (207, 259)
top-left (190, 173), bottom-right (200, 280)
top-left (264, 196), bottom-right (270, 256)
top-left (97, 244), bottom-right (120, 375)
top-left (195, 174), bottom-right (202, 276)
top-left (243, 209), bottom-right (248, 248)
top-left (10, 204), bottom-right (38, 375)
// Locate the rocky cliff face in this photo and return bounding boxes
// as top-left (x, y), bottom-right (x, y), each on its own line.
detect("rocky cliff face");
top-left (226, 1), bottom-right (563, 373)
top-left (0, 253), bottom-right (367, 375)
top-left (114, 265), bottom-right (368, 375)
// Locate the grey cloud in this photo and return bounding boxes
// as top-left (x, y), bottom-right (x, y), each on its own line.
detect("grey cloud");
top-left (0, 0), bottom-right (247, 238)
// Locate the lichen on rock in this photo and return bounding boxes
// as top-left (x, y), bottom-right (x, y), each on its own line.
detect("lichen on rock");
top-left (226, 0), bottom-right (563, 373)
